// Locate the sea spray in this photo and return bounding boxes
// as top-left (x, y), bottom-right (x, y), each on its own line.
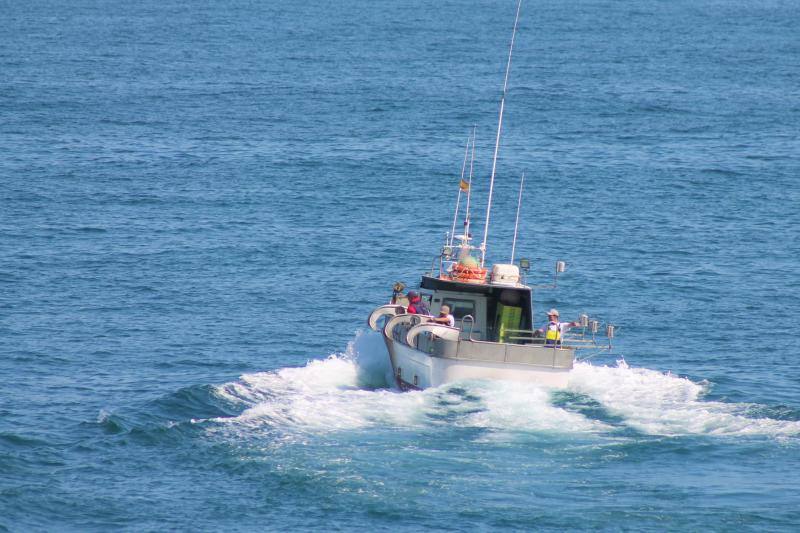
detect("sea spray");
top-left (456, 379), bottom-right (611, 435)
top-left (569, 361), bottom-right (800, 438)
top-left (347, 329), bottom-right (395, 390)
top-left (212, 339), bottom-right (800, 441)
top-left (212, 332), bottom-right (428, 433)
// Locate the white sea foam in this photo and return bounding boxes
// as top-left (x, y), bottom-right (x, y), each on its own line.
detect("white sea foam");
top-left (569, 359), bottom-right (800, 438)
top-left (213, 331), bottom-right (428, 433)
top-left (456, 380), bottom-right (610, 434)
top-left (212, 331), bottom-right (604, 436)
top-left (212, 332), bottom-right (799, 440)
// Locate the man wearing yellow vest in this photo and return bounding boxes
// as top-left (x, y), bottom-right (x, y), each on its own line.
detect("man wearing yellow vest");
top-left (537, 309), bottom-right (580, 346)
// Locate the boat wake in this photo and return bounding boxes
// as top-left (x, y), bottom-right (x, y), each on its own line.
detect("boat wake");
top-left (210, 331), bottom-right (800, 441)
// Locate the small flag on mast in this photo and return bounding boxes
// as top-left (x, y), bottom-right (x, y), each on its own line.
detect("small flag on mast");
top-left (459, 179), bottom-right (470, 191)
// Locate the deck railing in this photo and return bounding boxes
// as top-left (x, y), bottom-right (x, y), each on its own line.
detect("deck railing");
top-left (494, 328), bottom-right (602, 349)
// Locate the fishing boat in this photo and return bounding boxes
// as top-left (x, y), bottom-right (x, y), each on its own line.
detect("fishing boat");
top-left (367, 0), bottom-right (614, 390)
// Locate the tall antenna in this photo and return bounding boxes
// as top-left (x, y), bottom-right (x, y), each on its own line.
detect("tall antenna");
top-left (481, 0), bottom-right (522, 267)
top-left (449, 134), bottom-right (471, 247)
top-left (463, 125), bottom-right (477, 241)
top-left (510, 172), bottom-right (524, 263)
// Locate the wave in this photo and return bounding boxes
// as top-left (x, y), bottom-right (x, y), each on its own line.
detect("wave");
top-left (208, 331), bottom-right (800, 441)
top-left (211, 331), bottom-right (423, 434)
top-left (92, 384), bottom-right (240, 444)
top-left (569, 361), bottom-right (800, 438)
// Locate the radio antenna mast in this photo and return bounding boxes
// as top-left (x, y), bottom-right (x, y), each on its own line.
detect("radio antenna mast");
top-left (449, 133), bottom-right (471, 247)
top-left (481, 0), bottom-right (522, 267)
top-left (463, 125), bottom-right (477, 242)
top-left (510, 172), bottom-right (524, 263)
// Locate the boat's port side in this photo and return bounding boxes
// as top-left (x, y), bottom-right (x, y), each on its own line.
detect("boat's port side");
top-left (390, 341), bottom-right (433, 390)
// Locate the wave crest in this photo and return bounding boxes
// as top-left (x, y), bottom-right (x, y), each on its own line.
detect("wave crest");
top-left (569, 360), bottom-right (800, 438)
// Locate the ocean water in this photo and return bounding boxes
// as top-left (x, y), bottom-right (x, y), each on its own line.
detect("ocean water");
top-left (2, 0), bottom-right (799, 530)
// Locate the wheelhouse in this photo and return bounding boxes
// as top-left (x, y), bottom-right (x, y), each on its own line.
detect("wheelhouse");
top-left (420, 275), bottom-right (533, 343)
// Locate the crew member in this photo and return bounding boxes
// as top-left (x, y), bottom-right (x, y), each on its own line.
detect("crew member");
top-left (431, 304), bottom-right (455, 327)
top-left (406, 290), bottom-right (430, 316)
top-left (536, 309), bottom-right (579, 346)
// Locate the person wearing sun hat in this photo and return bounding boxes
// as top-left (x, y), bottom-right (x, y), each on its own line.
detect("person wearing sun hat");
top-left (431, 304), bottom-right (455, 327)
top-left (536, 308), bottom-right (580, 346)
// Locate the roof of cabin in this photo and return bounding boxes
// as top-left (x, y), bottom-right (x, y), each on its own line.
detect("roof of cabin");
top-left (420, 275), bottom-right (531, 295)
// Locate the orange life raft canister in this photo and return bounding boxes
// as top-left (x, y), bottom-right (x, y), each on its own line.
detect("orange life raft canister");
top-left (450, 263), bottom-right (488, 283)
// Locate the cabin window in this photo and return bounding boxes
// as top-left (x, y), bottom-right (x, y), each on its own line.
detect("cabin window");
top-left (442, 298), bottom-right (476, 320)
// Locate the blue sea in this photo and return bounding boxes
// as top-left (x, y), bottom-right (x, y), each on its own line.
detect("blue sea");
top-left (2, 0), bottom-right (799, 530)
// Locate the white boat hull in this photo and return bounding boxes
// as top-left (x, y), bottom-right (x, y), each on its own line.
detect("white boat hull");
top-left (386, 338), bottom-right (571, 390)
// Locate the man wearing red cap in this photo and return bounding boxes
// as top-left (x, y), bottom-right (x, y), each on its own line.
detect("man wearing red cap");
top-left (406, 290), bottom-right (431, 316)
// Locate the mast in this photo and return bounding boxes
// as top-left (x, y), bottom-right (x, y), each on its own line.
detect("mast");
top-left (510, 172), bottom-right (524, 263)
top-left (449, 134), bottom-right (471, 247)
top-left (481, 0), bottom-right (522, 267)
top-left (463, 125), bottom-right (477, 242)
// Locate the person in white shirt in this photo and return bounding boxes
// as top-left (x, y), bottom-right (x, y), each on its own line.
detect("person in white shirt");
top-left (536, 308), bottom-right (579, 346)
top-left (431, 305), bottom-right (455, 327)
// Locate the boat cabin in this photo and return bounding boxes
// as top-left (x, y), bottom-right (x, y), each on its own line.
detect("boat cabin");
top-left (420, 274), bottom-right (534, 344)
